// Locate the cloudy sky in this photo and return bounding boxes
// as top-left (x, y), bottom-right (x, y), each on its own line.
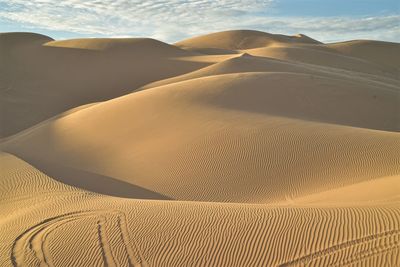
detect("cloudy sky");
top-left (0, 0), bottom-right (399, 43)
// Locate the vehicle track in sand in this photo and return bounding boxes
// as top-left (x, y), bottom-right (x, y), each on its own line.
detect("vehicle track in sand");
top-left (11, 210), bottom-right (148, 267)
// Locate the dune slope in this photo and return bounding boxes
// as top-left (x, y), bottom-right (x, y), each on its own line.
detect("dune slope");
top-left (0, 33), bottom-right (209, 138)
top-left (3, 73), bottom-right (400, 203)
top-left (1, 152), bottom-right (399, 266)
top-left (327, 40), bottom-right (400, 69)
top-left (142, 53), bottom-right (400, 94)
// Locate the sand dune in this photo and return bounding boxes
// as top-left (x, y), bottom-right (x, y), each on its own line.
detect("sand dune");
top-left (327, 40), bottom-right (400, 69)
top-left (0, 33), bottom-right (211, 138)
top-left (1, 30), bottom-right (399, 266)
top-left (144, 69), bottom-right (398, 131)
top-left (142, 53), bottom-right (400, 92)
top-left (176, 30), bottom-right (399, 78)
top-left (243, 45), bottom-right (397, 78)
top-left (46, 38), bottom-right (192, 55)
top-left (175, 30), bottom-right (321, 50)
top-left (3, 73), bottom-right (400, 203)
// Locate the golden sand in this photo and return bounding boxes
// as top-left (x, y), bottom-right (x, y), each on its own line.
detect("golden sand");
top-left (1, 30), bottom-right (399, 266)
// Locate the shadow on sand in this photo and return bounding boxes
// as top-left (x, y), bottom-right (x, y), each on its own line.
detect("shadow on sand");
top-left (11, 153), bottom-right (172, 200)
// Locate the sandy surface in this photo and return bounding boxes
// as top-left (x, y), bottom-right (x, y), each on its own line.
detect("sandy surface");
top-left (1, 29), bottom-right (399, 266)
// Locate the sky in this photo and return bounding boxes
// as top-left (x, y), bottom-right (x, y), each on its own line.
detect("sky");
top-left (0, 0), bottom-right (399, 43)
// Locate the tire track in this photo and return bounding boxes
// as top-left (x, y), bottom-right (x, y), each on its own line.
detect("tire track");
top-left (279, 229), bottom-right (400, 266)
top-left (11, 212), bottom-right (83, 267)
top-left (96, 216), bottom-right (117, 267)
top-left (116, 213), bottom-right (149, 267)
top-left (11, 210), bottom-right (146, 267)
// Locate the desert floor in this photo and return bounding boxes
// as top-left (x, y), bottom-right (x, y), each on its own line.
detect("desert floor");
top-left (1, 30), bottom-right (399, 266)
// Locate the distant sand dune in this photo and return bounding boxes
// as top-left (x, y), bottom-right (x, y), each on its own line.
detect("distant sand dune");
top-left (327, 40), bottom-right (400, 69)
top-left (46, 37), bottom-right (192, 55)
top-left (1, 30), bottom-right (399, 266)
top-left (0, 33), bottom-right (209, 137)
top-left (243, 45), bottom-right (397, 78)
top-left (175, 30), bottom-right (321, 50)
top-left (142, 53), bottom-right (400, 93)
top-left (176, 30), bottom-right (399, 77)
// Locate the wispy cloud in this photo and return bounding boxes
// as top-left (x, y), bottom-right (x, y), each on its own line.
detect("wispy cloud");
top-left (0, 0), bottom-right (399, 43)
top-left (247, 15), bottom-right (400, 43)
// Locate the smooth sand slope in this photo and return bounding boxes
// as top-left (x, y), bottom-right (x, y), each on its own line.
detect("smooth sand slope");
top-left (3, 72), bottom-right (400, 203)
top-left (1, 30), bottom-right (400, 266)
top-left (327, 40), bottom-right (400, 70)
top-left (0, 32), bottom-right (210, 138)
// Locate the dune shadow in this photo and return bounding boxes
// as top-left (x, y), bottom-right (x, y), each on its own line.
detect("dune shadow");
top-left (11, 153), bottom-right (172, 200)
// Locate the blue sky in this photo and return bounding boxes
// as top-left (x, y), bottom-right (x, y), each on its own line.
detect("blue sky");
top-left (0, 0), bottom-right (399, 43)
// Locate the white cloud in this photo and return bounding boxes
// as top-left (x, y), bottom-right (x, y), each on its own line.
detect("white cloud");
top-left (0, 0), bottom-right (399, 43)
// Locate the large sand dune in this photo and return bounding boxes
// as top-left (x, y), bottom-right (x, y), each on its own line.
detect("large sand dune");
top-left (1, 30), bottom-right (399, 266)
top-left (0, 33), bottom-right (209, 138)
top-left (175, 30), bottom-right (322, 50)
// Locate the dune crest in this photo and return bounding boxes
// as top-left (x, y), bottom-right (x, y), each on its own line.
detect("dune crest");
top-left (45, 37), bottom-right (192, 55)
top-left (175, 29), bottom-right (321, 50)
